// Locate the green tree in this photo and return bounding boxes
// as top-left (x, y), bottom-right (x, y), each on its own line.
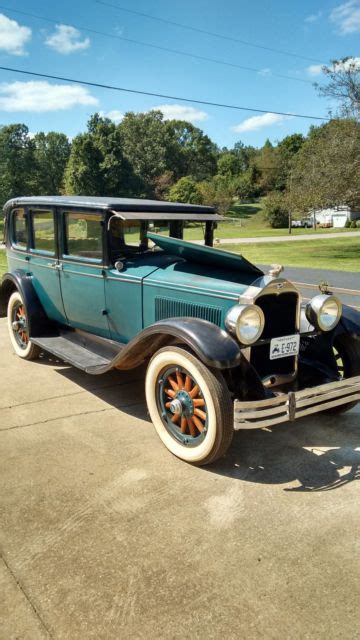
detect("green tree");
top-left (288, 119), bottom-right (360, 212)
top-left (120, 111), bottom-right (172, 193)
top-left (314, 57), bottom-right (360, 120)
top-left (0, 124), bottom-right (36, 206)
top-left (168, 176), bottom-right (203, 204)
top-left (217, 152), bottom-right (243, 177)
top-left (264, 192), bottom-right (289, 228)
top-left (254, 139), bottom-right (281, 194)
top-left (166, 121), bottom-right (217, 181)
top-left (65, 115), bottom-right (141, 196)
top-left (198, 175), bottom-right (235, 215)
top-left (34, 131), bottom-right (71, 194)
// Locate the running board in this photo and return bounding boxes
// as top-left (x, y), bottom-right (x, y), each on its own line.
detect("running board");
top-left (31, 329), bottom-right (124, 373)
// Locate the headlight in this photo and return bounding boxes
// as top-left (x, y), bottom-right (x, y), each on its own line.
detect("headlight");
top-left (226, 304), bottom-right (265, 345)
top-left (305, 294), bottom-right (342, 331)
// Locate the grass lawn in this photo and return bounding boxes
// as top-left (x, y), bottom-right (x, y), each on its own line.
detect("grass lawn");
top-left (222, 237), bottom-right (360, 272)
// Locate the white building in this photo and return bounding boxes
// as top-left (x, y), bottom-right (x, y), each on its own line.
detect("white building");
top-left (309, 206), bottom-right (360, 228)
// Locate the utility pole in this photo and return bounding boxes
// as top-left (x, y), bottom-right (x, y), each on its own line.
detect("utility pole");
top-left (288, 171), bottom-right (292, 235)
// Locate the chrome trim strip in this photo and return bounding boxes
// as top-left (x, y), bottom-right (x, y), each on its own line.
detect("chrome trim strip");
top-left (234, 375), bottom-right (360, 430)
top-left (61, 269), bottom-right (103, 279)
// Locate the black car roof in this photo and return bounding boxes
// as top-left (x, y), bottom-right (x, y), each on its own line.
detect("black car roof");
top-left (3, 196), bottom-right (221, 220)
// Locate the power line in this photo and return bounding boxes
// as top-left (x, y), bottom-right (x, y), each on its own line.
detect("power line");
top-left (96, 0), bottom-right (325, 65)
top-left (0, 65), bottom-right (329, 121)
top-left (0, 5), bottom-right (313, 86)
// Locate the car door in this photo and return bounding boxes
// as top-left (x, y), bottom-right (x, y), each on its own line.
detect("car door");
top-left (58, 209), bottom-right (110, 338)
top-left (27, 207), bottom-right (67, 324)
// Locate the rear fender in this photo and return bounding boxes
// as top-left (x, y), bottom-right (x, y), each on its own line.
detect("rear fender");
top-left (0, 270), bottom-right (54, 336)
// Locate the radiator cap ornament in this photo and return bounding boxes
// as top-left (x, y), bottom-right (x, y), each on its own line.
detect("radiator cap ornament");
top-left (268, 264), bottom-right (284, 278)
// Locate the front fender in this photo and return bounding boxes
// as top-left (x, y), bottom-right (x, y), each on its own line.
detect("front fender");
top-left (87, 317), bottom-right (242, 373)
top-left (0, 270), bottom-right (53, 336)
top-left (335, 304), bottom-right (360, 339)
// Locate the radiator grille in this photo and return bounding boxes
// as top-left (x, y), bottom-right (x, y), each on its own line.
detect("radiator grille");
top-left (155, 297), bottom-right (222, 325)
top-left (251, 291), bottom-right (299, 376)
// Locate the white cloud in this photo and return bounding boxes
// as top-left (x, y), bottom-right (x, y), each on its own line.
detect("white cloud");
top-left (0, 81), bottom-right (98, 112)
top-left (152, 104), bottom-right (208, 123)
top-left (232, 112), bottom-right (292, 133)
top-left (307, 56), bottom-right (360, 76)
top-left (305, 11), bottom-right (322, 23)
top-left (307, 64), bottom-right (324, 76)
top-left (99, 109), bottom-right (124, 123)
top-left (0, 13), bottom-right (31, 55)
top-left (334, 55), bottom-right (360, 70)
top-left (330, 1), bottom-right (360, 33)
top-left (258, 68), bottom-right (272, 76)
top-left (45, 24), bottom-right (90, 54)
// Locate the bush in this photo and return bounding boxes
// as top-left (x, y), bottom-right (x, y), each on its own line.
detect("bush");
top-left (350, 220), bottom-right (357, 228)
top-left (344, 219), bottom-right (351, 228)
top-left (168, 176), bottom-right (203, 204)
top-left (264, 192), bottom-right (289, 228)
top-left (356, 220), bottom-right (360, 228)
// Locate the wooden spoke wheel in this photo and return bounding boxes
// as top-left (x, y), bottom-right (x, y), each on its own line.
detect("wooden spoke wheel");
top-left (326, 335), bottom-right (360, 414)
top-left (7, 291), bottom-right (40, 360)
top-left (145, 346), bottom-right (233, 465)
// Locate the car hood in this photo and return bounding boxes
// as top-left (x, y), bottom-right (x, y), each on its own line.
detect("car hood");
top-left (144, 233), bottom-right (262, 300)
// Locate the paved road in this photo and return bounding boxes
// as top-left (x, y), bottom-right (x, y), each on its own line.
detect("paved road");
top-left (1, 318), bottom-right (359, 639)
top-left (259, 265), bottom-right (360, 310)
top-left (212, 231), bottom-right (360, 245)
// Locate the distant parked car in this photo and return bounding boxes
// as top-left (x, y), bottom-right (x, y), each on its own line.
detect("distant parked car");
top-left (1, 196), bottom-right (360, 465)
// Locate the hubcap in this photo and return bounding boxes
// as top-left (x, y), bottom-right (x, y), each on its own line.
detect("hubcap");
top-left (157, 366), bottom-right (208, 447)
top-left (12, 302), bottom-right (29, 349)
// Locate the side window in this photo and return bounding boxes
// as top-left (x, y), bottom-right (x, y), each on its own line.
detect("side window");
top-left (31, 210), bottom-right (55, 255)
top-left (64, 212), bottom-right (103, 261)
top-left (12, 208), bottom-right (28, 249)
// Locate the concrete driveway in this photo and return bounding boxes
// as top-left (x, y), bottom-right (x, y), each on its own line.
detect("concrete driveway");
top-left (1, 318), bottom-right (359, 639)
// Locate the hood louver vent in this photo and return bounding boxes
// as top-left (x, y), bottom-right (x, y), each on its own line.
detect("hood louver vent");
top-left (155, 297), bottom-right (222, 326)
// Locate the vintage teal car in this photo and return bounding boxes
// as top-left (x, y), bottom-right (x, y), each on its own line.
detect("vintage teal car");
top-left (1, 196), bottom-right (360, 465)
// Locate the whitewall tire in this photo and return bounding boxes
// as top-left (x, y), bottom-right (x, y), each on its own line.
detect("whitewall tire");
top-left (145, 346), bottom-right (233, 465)
top-left (7, 291), bottom-right (40, 360)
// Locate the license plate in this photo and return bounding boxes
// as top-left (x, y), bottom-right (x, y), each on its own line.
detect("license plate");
top-left (269, 334), bottom-right (300, 360)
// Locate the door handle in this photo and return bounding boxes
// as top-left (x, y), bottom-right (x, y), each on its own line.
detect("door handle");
top-left (47, 262), bottom-right (63, 270)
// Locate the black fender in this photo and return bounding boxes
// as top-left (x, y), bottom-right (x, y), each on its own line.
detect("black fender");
top-left (335, 304), bottom-right (360, 339)
top-left (88, 317), bottom-right (243, 373)
top-left (0, 270), bottom-right (54, 336)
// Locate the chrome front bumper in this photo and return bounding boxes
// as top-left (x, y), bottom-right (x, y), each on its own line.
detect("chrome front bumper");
top-left (234, 375), bottom-right (360, 430)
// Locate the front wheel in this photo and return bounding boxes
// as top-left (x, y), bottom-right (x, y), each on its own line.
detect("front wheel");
top-left (7, 291), bottom-right (40, 360)
top-left (327, 334), bottom-right (360, 414)
top-left (145, 346), bottom-right (233, 465)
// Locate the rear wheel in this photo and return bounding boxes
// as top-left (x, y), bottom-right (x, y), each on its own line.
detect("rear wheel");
top-left (145, 346), bottom-right (233, 465)
top-left (7, 291), bottom-right (40, 360)
top-left (328, 334), bottom-right (360, 414)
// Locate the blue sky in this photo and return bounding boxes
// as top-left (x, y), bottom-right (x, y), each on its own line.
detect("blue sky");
top-left (0, 0), bottom-right (359, 147)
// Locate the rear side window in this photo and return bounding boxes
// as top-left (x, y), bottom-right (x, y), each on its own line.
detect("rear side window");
top-left (13, 208), bottom-right (28, 249)
top-left (31, 210), bottom-right (55, 255)
top-left (64, 212), bottom-right (103, 261)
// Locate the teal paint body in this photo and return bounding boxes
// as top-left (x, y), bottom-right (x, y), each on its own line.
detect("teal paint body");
top-left (5, 218), bottom-right (261, 344)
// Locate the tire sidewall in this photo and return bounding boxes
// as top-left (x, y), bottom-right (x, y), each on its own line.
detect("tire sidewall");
top-left (146, 347), bottom-right (219, 463)
top-left (7, 291), bottom-right (34, 359)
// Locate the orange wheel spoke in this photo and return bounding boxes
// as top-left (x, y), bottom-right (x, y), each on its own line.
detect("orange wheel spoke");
top-left (168, 376), bottom-right (179, 392)
top-left (165, 388), bottom-right (176, 398)
top-left (181, 417), bottom-right (187, 433)
top-left (165, 401), bottom-right (172, 409)
top-left (189, 384), bottom-right (199, 399)
top-left (193, 398), bottom-right (205, 407)
top-left (171, 413), bottom-right (180, 424)
top-left (187, 417), bottom-right (196, 437)
top-left (184, 375), bottom-right (192, 391)
top-left (194, 408), bottom-right (206, 421)
top-left (176, 371), bottom-right (184, 389)
top-left (192, 415), bottom-right (204, 433)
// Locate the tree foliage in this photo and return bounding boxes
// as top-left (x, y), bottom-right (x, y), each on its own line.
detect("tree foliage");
top-left (288, 119), bottom-right (360, 212)
top-left (314, 57), bottom-right (360, 120)
top-left (168, 176), bottom-right (203, 204)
